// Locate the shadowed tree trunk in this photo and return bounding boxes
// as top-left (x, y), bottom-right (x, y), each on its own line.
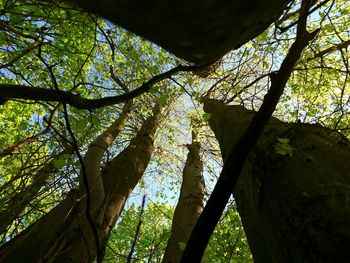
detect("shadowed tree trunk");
top-left (65, 0), bottom-right (291, 64)
top-left (163, 132), bottom-right (205, 263)
top-left (0, 100), bottom-right (168, 262)
top-left (204, 99), bottom-right (350, 262)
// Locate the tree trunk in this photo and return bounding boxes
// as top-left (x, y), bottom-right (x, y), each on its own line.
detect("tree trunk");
top-left (0, 100), bottom-right (167, 262)
top-left (204, 99), bottom-right (350, 262)
top-left (65, 0), bottom-right (290, 64)
top-left (163, 132), bottom-right (205, 263)
top-left (98, 102), bottom-right (167, 252)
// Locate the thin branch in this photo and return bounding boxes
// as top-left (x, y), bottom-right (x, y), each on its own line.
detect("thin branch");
top-left (73, 22), bottom-right (97, 87)
top-left (308, 39), bottom-right (350, 61)
top-left (0, 41), bottom-right (50, 69)
top-left (38, 52), bottom-right (102, 262)
top-left (278, 0), bottom-right (331, 33)
top-left (226, 72), bottom-right (275, 104)
top-left (0, 20), bottom-right (39, 41)
top-left (127, 195), bottom-right (146, 263)
top-left (109, 66), bottom-right (127, 91)
top-left (0, 104), bottom-right (59, 159)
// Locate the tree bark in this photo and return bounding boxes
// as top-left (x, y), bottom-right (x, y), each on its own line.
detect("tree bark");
top-left (204, 100), bottom-right (350, 262)
top-left (65, 0), bottom-right (291, 64)
top-left (0, 100), bottom-right (168, 262)
top-left (163, 133), bottom-right (205, 263)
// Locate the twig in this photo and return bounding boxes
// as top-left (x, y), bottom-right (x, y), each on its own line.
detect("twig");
top-left (308, 39), bottom-right (350, 61)
top-left (0, 41), bottom-right (50, 69)
top-left (278, 0), bottom-right (331, 33)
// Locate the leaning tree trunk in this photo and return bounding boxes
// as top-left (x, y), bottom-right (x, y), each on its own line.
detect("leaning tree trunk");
top-left (0, 100), bottom-right (167, 262)
top-left (163, 132), bottom-right (205, 263)
top-left (204, 99), bottom-right (350, 262)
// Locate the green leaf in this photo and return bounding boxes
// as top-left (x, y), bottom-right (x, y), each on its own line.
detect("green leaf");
top-left (275, 137), bottom-right (294, 157)
top-left (178, 241), bottom-right (186, 251)
top-left (277, 137), bottom-right (290, 144)
top-left (202, 112), bottom-right (211, 121)
top-left (76, 118), bottom-right (88, 130)
top-left (158, 94), bottom-right (169, 106)
top-left (149, 86), bottom-right (159, 94)
top-left (245, 42), bottom-right (253, 48)
top-left (62, 154), bottom-right (71, 159)
top-left (53, 158), bottom-right (66, 169)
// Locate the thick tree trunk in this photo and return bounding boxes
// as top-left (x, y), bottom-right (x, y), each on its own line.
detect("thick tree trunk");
top-left (163, 133), bottom-right (205, 263)
top-left (66, 0), bottom-right (291, 64)
top-left (204, 99), bottom-right (350, 262)
top-left (0, 101), bottom-right (167, 262)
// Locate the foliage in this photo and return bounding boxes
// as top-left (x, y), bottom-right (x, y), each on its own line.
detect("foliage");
top-left (104, 202), bottom-right (251, 262)
top-left (104, 202), bottom-right (173, 262)
top-left (0, 0), bottom-right (349, 261)
top-left (275, 137), bottom-right (294, 156)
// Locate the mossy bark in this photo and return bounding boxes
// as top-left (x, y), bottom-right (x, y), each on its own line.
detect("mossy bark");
top-left (204, 99), bottom-right (350, 262)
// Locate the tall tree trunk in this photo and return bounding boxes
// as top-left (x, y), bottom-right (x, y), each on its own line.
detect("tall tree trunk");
top-left (0, 100), bottom-right (169, 263)
top-left (204, 99), bottom-right (350, 262)
top-left (98, 102), bottom-right (167, 252)
top-left (163, 132), bottom-right (205, 263)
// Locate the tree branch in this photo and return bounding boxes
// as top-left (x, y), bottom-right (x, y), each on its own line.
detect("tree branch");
top-left (0, 65), bottom-right (199, 109)
top-left (308, 39), bottom-right (350, 61)
top-left (0, 104), bottom-right (59, 159)
top-left (0, 41), bottom-right (51, 69)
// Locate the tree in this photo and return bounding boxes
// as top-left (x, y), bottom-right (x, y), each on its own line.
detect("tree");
top-left (0, 99), bottom-right (169, 262)
top-left (163, 132), bottom-right (205, 263)
top-left (204, 99), bottom-right (350, 262)
top-left (0, 0), bottom-right (349, 262)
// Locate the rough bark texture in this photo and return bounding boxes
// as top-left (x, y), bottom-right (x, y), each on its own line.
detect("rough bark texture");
top-left (163, 134), bottom-right (205, 263)
top-left (66, 0), bottom-right (291, 64)
top-left (204, 99), bottom-right (350, 263)
top-left (0, 101), bottom-right (166, 262)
